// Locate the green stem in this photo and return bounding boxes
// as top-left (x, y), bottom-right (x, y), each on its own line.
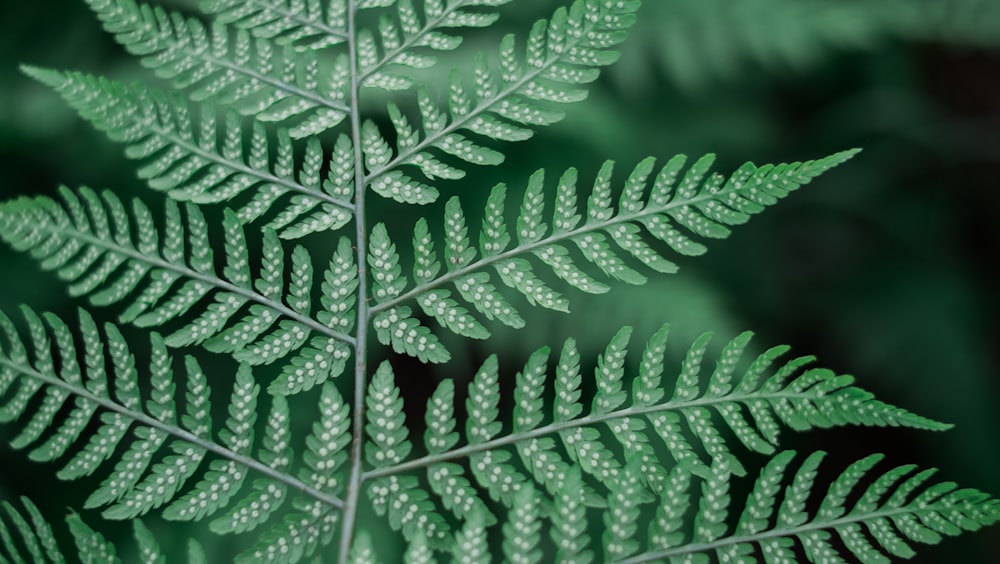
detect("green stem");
top-left (337, 0), bottom-right (370, 560)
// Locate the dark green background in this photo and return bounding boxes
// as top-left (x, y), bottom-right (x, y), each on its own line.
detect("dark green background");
top-left (1, 0), bottom-right (999, 561)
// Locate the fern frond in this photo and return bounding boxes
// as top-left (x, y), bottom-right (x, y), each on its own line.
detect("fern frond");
top-left (4, 0), bottom-right (998, 561)
top-left (66, 513), bottom-right (119, 563)
top-left (62, 507), bottom-right (206, 564)
top-left (361, 325), bottom-right (947, 546)
top-left (82, 0), bottom-right (349, 138)
top-left (0, 497), bottom-right (65, 563)
top-left (23, 68), bottom-right (356, 238)
top-left (635, 0), bottom-right (1000, 91)
top-left (370, 150), bottom-right (858, 361)
top-left (641, 0), bottom-right (886, 90)
top-left (413, 452), bottom-right (1000, 563)
top-left (202, 0), bottom-right (350, 51)
top-left (236, 383), bottom-right (349, 561)
top-left (0, 188), bottom-right (356, 391)
top-left (356, 0), bottom-right (515, 91)
top-left (360, 0), bottom-right (641, 205)
top-left (0, 309), bottom-right (351, 547)
top-left (365, 362), bottom-right (451, 547)
top-left (613, 451), bottom-right (1000, 563)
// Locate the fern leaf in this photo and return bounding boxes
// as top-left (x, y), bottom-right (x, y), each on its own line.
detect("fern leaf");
top-left (22, 68), bottom-right (355, 238)
top-left (363, 323), bottom-right (948, 534)
top-left (0, 189), bottom-right (356, 390)
top-left (370, 224), bottom-right (450, 363)
top-left (210, 396), bottom-right (291, 534)
top-left (5, 0), bottom-right (999, 561)
top-left (452, 509), bottom-right (489, 564)
top-left (202, 0), bottom-right (349, 51)
top-left (552, 467), bottom-right (593, 563)
top-left (133, 520), bottom-right (166, 563)
top-left (47, 509), bottom-right (194, 564)
top-left (362, 0), bottom-right (641, 204)
top-left (602, 460), bottom-right (645, 560)
top-left (365, 362), bottom-right (451, 547)
top-left (66, 513), bottom-right (119, 564)
top-left (239, 505), bottom-right (340, 563)
top-left (0, 309), bottom-right (346, 535)
top-left (81, 0), bottom-right (349, 138)
top-left (502, 484), bottom-right (543, 564)
top-left (621, 451), bottom-right (1000, 563)
top-left (357, 0), bottom-right (515, 91)
top-left (370, 151), bottom-right (859, 353)
top-left (403, 532), bottom-right (434, 564)
top-left (160, 364), bottom-right (259, 521)
top-left (348, 531), bottom-right (379, 564)
top-left (0, 498), bottom-right (66, 564)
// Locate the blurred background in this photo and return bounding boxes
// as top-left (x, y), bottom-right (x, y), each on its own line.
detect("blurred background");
top-left (1, 0), bottom-right (999, 561)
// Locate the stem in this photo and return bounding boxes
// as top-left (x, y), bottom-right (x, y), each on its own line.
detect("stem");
top-left (0, 358), bottom-right (345, 510)
top-left (337, 1), bottom-right (370, 559)
top-left (363, 391), bottom-right (813, 479)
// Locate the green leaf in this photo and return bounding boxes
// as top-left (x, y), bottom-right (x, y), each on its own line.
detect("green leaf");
top-left (24, 69), bottom-right (355, 235)
top-left (370, 151), bottom-right (859, 349)
top-left (0, 189), bottom-right (352, 376)
top-left (365, 0), bottom-right (642, 203)
top-left (503, 485), bottom-right (542, 564)
top-left (79, 0), bottom-right (349, 138)
top-left (67, 513), bottom-right (118, 564)
top-left (0, 308), bottom-right (345, 540)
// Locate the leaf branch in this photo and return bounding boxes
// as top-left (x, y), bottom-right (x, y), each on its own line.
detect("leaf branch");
top-left (0, 358), bottom-right (346, 511)
top-left (44, 225), bottom-right (355, 346)
top-left (368, 185), bottom-right (736, 315)
top-left (362, 1), bottom-right (611, 184)
top-left (363, 390), bottom-right (814, 480)
top-left (618, 505), bottom-right (985, 564)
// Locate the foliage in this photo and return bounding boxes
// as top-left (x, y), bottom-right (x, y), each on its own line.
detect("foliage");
top-left (620, 0), bottom-right (1000, 91)
top-left (0, 0), bottom-right (998, 562)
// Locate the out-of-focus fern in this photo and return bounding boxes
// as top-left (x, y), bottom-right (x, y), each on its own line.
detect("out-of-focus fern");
top-left (1, 0), bottom-right (997, 562)
top-left (625, 0), bottom-right (1000, 91)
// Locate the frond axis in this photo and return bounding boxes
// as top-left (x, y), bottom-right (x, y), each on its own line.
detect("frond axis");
top-left (0, 356), bottom-right (346, 511)
top-left (146, 122), bottom-right (354, 214)
top-left (361, 1), bottom-right (617, 184)
top-left (337, 0), bottom-right (372, 560)
top-left (42, 223), bottom-right (354, 346)
top-left (362, 389), bottom-right (827, 481)
top-left (368, 180), bottom-right (748, 315)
